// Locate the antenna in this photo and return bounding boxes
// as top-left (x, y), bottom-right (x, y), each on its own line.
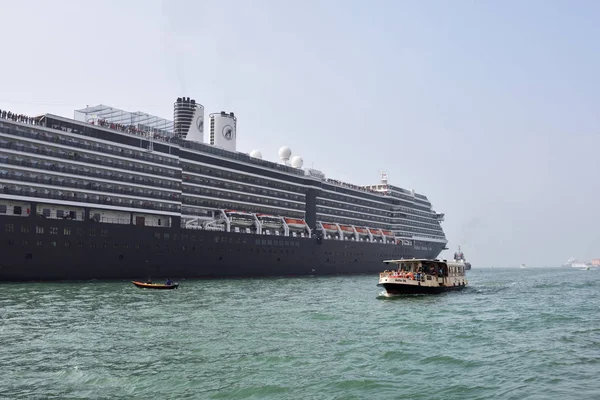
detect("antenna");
top-left (379, 170), bottom-right (388, 184)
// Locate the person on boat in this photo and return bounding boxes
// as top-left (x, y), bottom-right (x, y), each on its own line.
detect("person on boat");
top-left (146, 277), bottom-right (152, 284)
top-left (165, 278), bottom-right (173, 286)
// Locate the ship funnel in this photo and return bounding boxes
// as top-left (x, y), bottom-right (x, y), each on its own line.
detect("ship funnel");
top-left (174, 96), bottom-right (204, 142)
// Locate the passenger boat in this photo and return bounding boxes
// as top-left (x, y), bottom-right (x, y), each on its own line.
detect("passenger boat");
top-left (132, 281), bottom-right (179, 289)
top-left (378, 258), bottom-right (467, 295)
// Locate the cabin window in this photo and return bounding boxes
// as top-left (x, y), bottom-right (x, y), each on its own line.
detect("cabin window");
top-left (56, 210), bottom-right (64, 219)
top-left (69, 211), bottom-right (76, 219)
top-left (21, 225), bottom-right (29, 233)
top-left (64, 228), bottom-right (71, 235)
top-left (13, 206), bottom-right (22, 215)
top-left (158, 218), bottom-right (162, 226)
top-left (42, 208), bottom-right (50, 217)
top-left (5, 224), bottom-right (14, 232)
top-left (36, 226), bottom-right (44, 234)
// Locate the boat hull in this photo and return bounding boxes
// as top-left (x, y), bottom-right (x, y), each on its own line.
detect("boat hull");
top-left (0, 215), bottom-right (444, 281)
top-left (132, 281), bottom-right (179, 289)
top-left (379, 282), bottom-right (467, 295)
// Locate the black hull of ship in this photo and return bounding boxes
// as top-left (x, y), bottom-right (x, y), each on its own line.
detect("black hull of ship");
top-left (379, 283), bottom-right (467, 295)
top-left (0, 215), bottom-right (444, 281)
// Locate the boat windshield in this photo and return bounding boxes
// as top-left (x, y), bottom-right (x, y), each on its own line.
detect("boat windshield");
top-left (385, 261), bottom-right (448, 277)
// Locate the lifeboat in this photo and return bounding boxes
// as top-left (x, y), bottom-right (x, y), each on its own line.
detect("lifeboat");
top-left (339, 225), bottom-right (355, 235)
top-left (321, 223), bottom-right (339, 233)
top-left (257, 213), bottom-right (283, 229)
top-left (355, 227), bottom-right (370, 237)
top-left (382, 230), bottom-right (394, 238)
top-left (284, 218), bottom-right (307, 231)
top-left (225, 210), bottom-right (255, 227)
top-left (369, 228), bottom-right (383, 237)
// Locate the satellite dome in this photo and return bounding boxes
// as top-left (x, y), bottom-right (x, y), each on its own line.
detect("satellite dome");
top-left (278, 146), bottom-right (292, 161)
top-left (249, 150), bottom-right (263, 159)
top-left (291, 156), bottom-right (304, 168)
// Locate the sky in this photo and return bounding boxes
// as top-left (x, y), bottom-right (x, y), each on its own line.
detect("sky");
top-left (1, 0), bottom-right (599, 267)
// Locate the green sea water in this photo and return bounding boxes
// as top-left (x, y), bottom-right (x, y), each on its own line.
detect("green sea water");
top-left (1, 268), bottom-right (599, 399)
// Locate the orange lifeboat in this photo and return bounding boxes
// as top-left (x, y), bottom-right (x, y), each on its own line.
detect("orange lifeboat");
top-left (339, 225), bottom-right (354, 234)
top-left (369, 228), bottom-right (383, 237)
top-left (382, 230), bottom-right (394, 237)
top-left (355, 227), bottom-right (369, 236)
top-left (321, 223), bottom-right (339, 233)
top-left (284, 218), bottom-right (307, 231)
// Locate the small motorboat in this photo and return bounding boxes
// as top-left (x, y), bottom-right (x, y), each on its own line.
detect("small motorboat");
top-left (132, 281), bottom-right (179, 290)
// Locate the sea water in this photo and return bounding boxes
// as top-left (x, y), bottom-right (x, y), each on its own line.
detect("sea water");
top-left (0, 268), bottom-right (598, 399)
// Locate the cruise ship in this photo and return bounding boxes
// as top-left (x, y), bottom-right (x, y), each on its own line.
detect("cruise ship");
top-left (0, 98), bottom-right (448, 281)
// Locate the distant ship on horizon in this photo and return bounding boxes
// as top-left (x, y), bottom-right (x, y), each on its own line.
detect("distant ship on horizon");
top-left (562, 257), bottom-right (596, 269)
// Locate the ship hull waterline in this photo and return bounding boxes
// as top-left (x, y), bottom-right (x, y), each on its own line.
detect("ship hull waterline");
top-left (0, 215), bottom-right (444, 281)
top-left (379, 282), bottom-right (467, 295)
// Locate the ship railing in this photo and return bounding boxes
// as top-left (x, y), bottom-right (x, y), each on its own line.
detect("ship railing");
top-left (0, 151), bottom-right (176, 190)
top-left (0, 121), bottom-right (179, 170)
top-left (0, 184), bottom-right (179, 213)
top-left (89, 216), bottom-right (130, 225)
top-left (0, 169), bottom-right (179, 202)
top-left (0, 110), bottom-right (43, 126)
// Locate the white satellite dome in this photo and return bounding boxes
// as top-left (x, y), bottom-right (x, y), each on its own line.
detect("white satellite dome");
top-left (249, 150), bottom-right (263, 159)
top-left (291, 156), bottom-right (304, 168)
top-left (278, 146), bottom-right (292, 161)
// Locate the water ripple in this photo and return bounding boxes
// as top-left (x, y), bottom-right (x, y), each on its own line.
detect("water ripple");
top-left (0, 269), bottom-right (599, 399)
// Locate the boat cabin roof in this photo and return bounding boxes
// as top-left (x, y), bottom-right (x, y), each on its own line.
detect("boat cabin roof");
top-left (383, 258), bottom-right (465, 268)
top-left (383, 258), bottom-right (447, 264)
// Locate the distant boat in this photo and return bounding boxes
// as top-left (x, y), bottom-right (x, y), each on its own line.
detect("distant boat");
top-left (571, 262), bottom-right (588, 269)
top-left (562, 257), bottom-right (576, 267)
top-left (520, 264), bottom-right (526, 269)
top-left (453, 246), bottom-right (472, 270)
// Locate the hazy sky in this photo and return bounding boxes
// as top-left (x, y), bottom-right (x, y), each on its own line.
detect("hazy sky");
top-left (1, 0), bottom-right (599, 267)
